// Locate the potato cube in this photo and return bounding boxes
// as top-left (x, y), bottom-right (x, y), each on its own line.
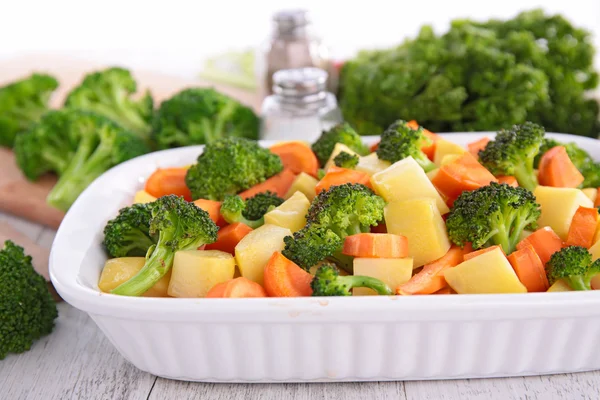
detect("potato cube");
top-left (582, 188), bottom-right (597, 204)
top-left (355, 153), bottom-right (391, 177)
top-left (285, 172), bottom-right (318, 201)
top-left (440, 154), bottom-right (461, 166)
top-left (385, 198), bottom-right (450, 267)
top-left (547, 279), bottom-right (572, 292)
top-left (324, 143), bottom-right (359, 171)
top-left (235, 224), bottom-right (292, 285)
top-left (133, 190), bottom-right (156, 204)
top-left (98, 257), bottom-right (171, 297)
top-left (534, 186), bottom-right (593, 239)
top-left (264, 191), bottom-right (310, 233)
top-left (167, 250), bottom-right (235, 298)
top-left (371, 157), bottom-right (449, 214)
top-left (433, 139), bottom-right (467, 166)
top-left (352, 257), bottom-right (413, 296)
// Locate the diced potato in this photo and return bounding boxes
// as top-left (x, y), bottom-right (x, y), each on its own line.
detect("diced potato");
top-left (98, 257), bottom-right (171, 297)
top-left (547, 279), bottom-right (572, 292)
top-left (353, 257), bottom-right (413, 296)
top-left (589, 238), bottom-right (600, 261)
top-left (440, 154), bottom-right (461, 166)
top-left (133, 190), bottom-right (156, 204)
top-left (385, 198), bottom-right (450, 268)
top-left (582, 188), bottom-right (598, 204)
top-left (324, 143), bottom-right (359, 171)
top-left (167, 250), bottom-right (235, 298)
top-left (433, 139), bottom-right (466, 166)
top-left (355, 153), bottom-right (391, 177)
top-left (264, 191), bottom-right (310, 233)
top-left (235, 224), bottom-right (292, 285)
top-left (371, 157), bottom-right (449, 215)
top-left (285, 172), bottom-right (318, 201)
top-left (444, 248), bottom-right (527, 294)
top-left (426, 168), bottom-right (439, 181)
top-left (534, 186), bottom-right (593, 239)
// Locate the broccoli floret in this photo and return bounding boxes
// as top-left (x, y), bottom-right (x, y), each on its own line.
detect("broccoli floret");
top-left (185, 137), bottom-right (283, 201)
top-left (282, 224), bottom-right (352, 271)
top-left (311, 122), bottom-right (369, 166)
top-left (333, 151), bottom-right (359, 169)
top-left (0, 240), bottom-right (58, 359)
top-left (0, 73), bottom-right (58, 148)
top-left (317, 169), bottom-right (326, 180)
top-left (545, 246), bottom-right (600, 291)
top-left (580, 163), bottom-right (600, 189)
top-left (310, 264), bottom-right (393, 296)
top-left (64, 67), bottom-right (153, 143)
top-left (220, 192), bottom-right (283, 228)
top-left (376, 119), bottom-right (436, 171)
top-left (446, 182), bottom-right (541, 254)
top-left (14, 109), bottom-right (150, 212)
top-left (152, 88), bottom-right (260, 149)
top-left (243, 191), bottom-right (284, 220)
top-left (102, 203), bottom-right (157, 258)
top-left (478, 122), bottom-right (545, 191)
top-left (111, 195), bottom-right (218, 296)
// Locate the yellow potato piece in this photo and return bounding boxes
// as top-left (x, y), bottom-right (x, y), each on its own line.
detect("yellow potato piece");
top-left (352, 257), bottom-right (413, 296)
top-left (547, 279), bottom-right (572, 292)
top-left (433, 139), bottom-right (466, 166)
top-left (440, 154), bottom-right (461, 166)
top-left (385, 198), bottom-right (450, 268)
top-left (264, 191), bottom-right (310, 233)
top-left (285, 172), bottom-right (318, 202)
top-left (582, 188), bottom-right (597, 204)
top-left (133, 190), bottom-right (157, 204)
top-left (167, 250), bottom-right (235, 298)
top-left (324, 143), bottom-right (359, 171)
top-left (355, 153), bottom-right (391, 177)
top-left (534, 186), bottom-right (593, 240)
top-left (444, 248), bottom-right (527, 294)
top-left (98, 257), bottom-right (171, 297)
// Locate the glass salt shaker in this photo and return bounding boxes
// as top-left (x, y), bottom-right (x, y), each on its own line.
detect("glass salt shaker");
top-left (259, 67), bottom-right (343, 142)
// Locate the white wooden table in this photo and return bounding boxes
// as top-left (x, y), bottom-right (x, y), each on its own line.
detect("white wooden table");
top-left (1, 212), bottom-right (599, 400)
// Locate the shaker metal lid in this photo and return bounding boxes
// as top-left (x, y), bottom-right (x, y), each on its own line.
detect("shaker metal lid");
top-left (273, 67), bottom-right (328, 97)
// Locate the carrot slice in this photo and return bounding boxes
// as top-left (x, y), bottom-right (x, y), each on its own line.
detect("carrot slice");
top-left (342, 233), bottom-right (408, 258)
top-left (205, 222), bottom-right (253, 254)
top-left (397, 245), bottom-right (472, 295)
top-left (507, 243), bottom-right (549, 292)
top-left (432, 287), bottom-right (455, 295)
top-left (467, 137), bottom-right (491, 159)
top-left (205, 282), bottom-right (228, 298)
top-left (193, 199), bottom-right (226, 226)
top-left (315, 166), bottom-right (372, 194)
top-left (407, 120), bottom-right (441, 161)
top-left (370, 142), bottom-right (379, 153)
top-left (239, 169), bottom-right (296, 200)
top-left (497, 176), bottom-right (518, 187)
top-left (463, 245), bottom-right (505, 261)
top-left (538, 146), bottom-right (584, 188)
top-left (263, 252), bottom-right (313, 297)
top-left (595, 188), bottom-right (600, 208)
top-left (207, 277), bottom-right (267, 298)
top-left (516, 226), bottom-right (563, 266)
top-left (566, 206), bottom-right (599, 248)
top-left (269, 141), bottom-right (319, 178)
top-left (145, 167), bottom-right (192, 201)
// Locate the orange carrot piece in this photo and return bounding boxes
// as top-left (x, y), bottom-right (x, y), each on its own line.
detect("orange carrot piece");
top-left (206, 277), bottom-right (267, 298)
top-left (205, 282), bottom-right (228, 298)
top-left (193, 199), bottom-right (225, 226)
top-left (205, 222), bottom-right (253, 254)
top-left (538, 146), bottom-right (584, 188)
top-left (370, 142), bottom-right (379, 153)
top-left (517, 226), bottom-right (563, 266)
top-left (269, 141), bottom-right (319, 177)
top-left (407, 120), bottom-right (441, 161)
top-left (592, 274), bottom-right (600, 290)
top-left (507, 243), bottom-right (549, 292)
top-left (497, 176), bottom-right (518, 187)
top-left (595, 188), bottom-right (600, 208)
top-left (463, 245), bottom-right (505, 261)
top-left (315, 166), bottom-right (372, 194)
top-left (263, 252), bottom-right (313, 297)
top-left (467, 137), bottom-right (491, 159)
top-left (397, 245), bottom-right (472, 295)
top-left (145, 167), bottom-right (192, 201)
top-left (342, 233), bottom-right (408, 258)
top-left (432, 287), bottom-right (455, 295)
top-left (566, 206), bottom-right (599, 248)
top-left (239, 169), bottom-right (296, 200)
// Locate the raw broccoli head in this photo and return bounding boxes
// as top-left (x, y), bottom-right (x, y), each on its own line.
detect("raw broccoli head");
top-left (478, 122), bottom-right (545, 191)
top-left (446, 182), bottom-right (541, 254)
top-left (64, 67), bottom-right (153, 143)
top-left (545, 246), bottom-right (600, 291)
top-left (376, 119), bottom-right (435, 171)
top-left (310, 264), bottom-right (393, 296)
top-left (243, 191), bottom-right (283, 220)
top-left (219, 192), bottom-right (281, 229)
top-left (282, 224), bottom-right (350, 271)
top-left (333, 151), bottom-right (359, 169)
top-left (311, 122), bottom-right (369, 166)
top-left (103, 203), bottom-right (157, 258)
top-left (185, 137), bottom-right (283, 201)
top-left (0, 240), bottom-right (58, 359)
top-left (0, 73), bottom-right (58, 148)
top-left (152, 88), bottom-right (259, 149)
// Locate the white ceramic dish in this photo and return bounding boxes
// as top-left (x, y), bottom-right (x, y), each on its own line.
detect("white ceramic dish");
top-left (50, 132), bottom-right (600, 383)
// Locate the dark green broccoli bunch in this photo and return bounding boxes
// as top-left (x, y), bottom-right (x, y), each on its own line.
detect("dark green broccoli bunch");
top-left (111, 195), bottom-right (218, 296)
top-left (446, 182), bottom-right (541, 254)
top-left (0, 240), bottom-right (58, 359)
top-left (220, 191), bottom-right (283, 228)
top-left (152, 88), bottom-right (260, 149)
top-left (333, 151), bottom-right (359, 169)
top-left (376, 119), bottom-right (436, 171)
top-left (282, 183), bottom-right (386, 273)
top-left (0, 73), bottom-right (58, 148)
top-left (310, 264), bottom-right (393, 296)
top-left (478, 122), bottom-right (545, 191)
top-left (545, 246), bottom-right (600, 291)
top-left (311, 122), bottom-right (369, 166)
top-left (15, 109), bottom-right (150, 212)
top-left (185, 137), bottom-right (283, 201)
top-left (103, 203), bottom-right (157, 258)
top-left (64, 67), bottom-right (154, 143)
top-left (534, 138), bottom-right (600, 188)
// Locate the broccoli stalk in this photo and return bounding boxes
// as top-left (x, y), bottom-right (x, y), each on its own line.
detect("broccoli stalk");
top-left (220, 192), bottom-right (283, 228)
top-left (376, 120), bottom-right (436, 172)
top-left (310, 264), bottom-right (393, 296)
top-left (333, 151), bottom-right (359, 169)
top-left (111, 195), bottom-right (218, 297)
top-left (311, 122), bottom-right (369, 166)
top-left (545, 246), bottom-right (600, 291)
top-left (103, 203), bottom-right (156, 257)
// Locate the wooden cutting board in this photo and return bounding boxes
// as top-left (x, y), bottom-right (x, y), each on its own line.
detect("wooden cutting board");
top-left (0, 55), bottom-right (262, 229)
